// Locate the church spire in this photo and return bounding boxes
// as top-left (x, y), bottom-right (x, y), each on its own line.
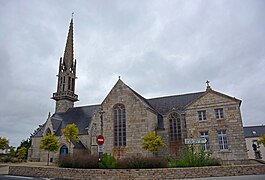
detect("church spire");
top-left (62, 17), bottom-right (74, 71)
top-left (52, 17), bottom-right (78, 113)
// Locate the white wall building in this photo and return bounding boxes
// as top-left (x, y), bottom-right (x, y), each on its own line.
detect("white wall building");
top-left (244, 125), bottom-right (265, 161)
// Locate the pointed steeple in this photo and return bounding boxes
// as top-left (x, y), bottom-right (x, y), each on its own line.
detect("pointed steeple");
top-left (52, 17), bottom-right (78, 113)
top-left (62, 18), bottom-right (74, 71)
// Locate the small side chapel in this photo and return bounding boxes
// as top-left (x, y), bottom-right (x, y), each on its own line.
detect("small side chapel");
top-left (28, 18), bottom-right (248, 164)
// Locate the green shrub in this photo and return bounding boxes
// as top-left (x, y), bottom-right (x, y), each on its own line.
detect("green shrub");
top-left (118, 155), bottom-right (168, 169)
top-left (0, 156), bottom-right (21, 163)
top-left (168, 146), bottom-right (221, 167)
top-left (99, 153), bottom-right (117, 169)
top-left (168, 158), bottom-right (178, 168)
top-left (16, 147), bottom-right (27, 160)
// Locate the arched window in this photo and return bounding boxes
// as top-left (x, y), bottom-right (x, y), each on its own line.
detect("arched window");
top-left (60, 145), bottom-right (68, 155)
top-left (45, 128), bottom-right (51, 135)
top-left (113, 104), bottom-right (126, 146)
top-left (169, 112), bottom-right (182, 141)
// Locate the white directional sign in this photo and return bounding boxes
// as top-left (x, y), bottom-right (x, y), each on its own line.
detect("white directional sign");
top-left (184, 138), bottom-right (207, 145)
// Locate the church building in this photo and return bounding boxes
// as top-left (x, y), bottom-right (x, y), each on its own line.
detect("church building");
top-left (28, 18), bottom-right (248, 164)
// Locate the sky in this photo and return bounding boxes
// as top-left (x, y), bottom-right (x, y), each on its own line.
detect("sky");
top-left (0, 0), bottom-right (264, 147)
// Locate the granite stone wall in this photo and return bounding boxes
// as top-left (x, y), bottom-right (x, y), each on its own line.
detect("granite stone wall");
top-left (9, 164), bottom-right (265, 180)
top-left (185, 89), bottom-right (248, 162)
top-left (99, 80), bottom-right (156, 158)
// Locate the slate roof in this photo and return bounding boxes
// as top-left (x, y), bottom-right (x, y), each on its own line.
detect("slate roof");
top-left (147, 92), bottom-right (204, 115)
top-left (33, 124), bottom-right (46, 137)
top-left (34, 105), bottom-right (100, 137)
top-left (34, 91), bottom-right (205, 137)
top-left (53, 105), bottom-right (101, 136)
top-left (128, 86), bottom-right (158, 113)
top-left (244, 126), bottom-right (265, 138)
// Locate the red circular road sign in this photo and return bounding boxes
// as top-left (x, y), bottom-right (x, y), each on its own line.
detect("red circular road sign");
top-left (97, 135), bottom-right (105, 145)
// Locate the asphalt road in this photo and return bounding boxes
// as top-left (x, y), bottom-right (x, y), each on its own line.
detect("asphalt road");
top-left (1, 174), bottom-right (265, 180)
top-left (183, 175), bottom-right (265, 180)
top-left (0, 175), bottom-right (67, 180)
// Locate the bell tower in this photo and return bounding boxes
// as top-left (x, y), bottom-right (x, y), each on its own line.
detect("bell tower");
top-left (52, 17), bottom-right (78, 113)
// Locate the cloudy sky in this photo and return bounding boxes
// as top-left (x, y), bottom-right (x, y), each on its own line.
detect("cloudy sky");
top-left (0, 0), bottom-right (264, 147)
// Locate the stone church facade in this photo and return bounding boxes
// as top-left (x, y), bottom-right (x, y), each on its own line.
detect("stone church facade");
top-left (28, 18), bottom-right (248, 164)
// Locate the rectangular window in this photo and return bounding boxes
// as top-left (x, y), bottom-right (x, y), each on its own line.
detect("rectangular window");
top-left (198, 110), bottom-right (206, 121)
top-left (200, 131), bottom-right (210, 151)
top-left (218, 130), bottom-right (228, 150)
top-left (215, 108), bottom-right (224, 119)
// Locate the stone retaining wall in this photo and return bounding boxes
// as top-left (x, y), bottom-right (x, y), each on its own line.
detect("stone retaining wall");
top-left (9, 164), bottom-right (265, 180)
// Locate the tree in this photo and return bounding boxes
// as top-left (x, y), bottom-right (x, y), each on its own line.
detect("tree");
top-left (258, 134), bottom-right (265, 146)
top-left (142, 131), bottom-right (166, 154)
top-left (40, 134), bottom-right (60, 165)
top-left (9, 146), bottom-right (16, 157)
top-left (16, 147), bottom-right (27, 161)
top-left (61, 123), bottom-right (79, 155)
top-left (17, 138), bottom-right (32, 159)
top-left (18, 138), bottom-right (32, 149)
top-left (0, 137), bottom-right (9, 150)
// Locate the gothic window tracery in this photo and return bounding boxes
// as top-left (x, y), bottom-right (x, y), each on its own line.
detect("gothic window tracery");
top-left (45, 128), bottom-right (51, 135)
top-left (169, 112), bottom-right (182, 141)
top-left (113, 104), bottom-right (126, 146)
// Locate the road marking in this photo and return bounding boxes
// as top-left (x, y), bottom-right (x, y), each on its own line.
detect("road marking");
top-left (4, 175), bottom-right (34, 179)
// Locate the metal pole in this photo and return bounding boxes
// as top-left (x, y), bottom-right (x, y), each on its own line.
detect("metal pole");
top-left (98, 107), bottom-right (105, 162)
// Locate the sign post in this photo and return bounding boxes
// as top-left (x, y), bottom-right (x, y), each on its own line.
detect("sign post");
top-left (184, 138), bottom-right (207, 145)
top-left (97, 135), bottom-right (105, 161)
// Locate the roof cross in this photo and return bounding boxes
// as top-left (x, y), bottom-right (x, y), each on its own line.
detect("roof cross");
top-left (206, 80), bottom-right (210, 87)
top-left (206, 80), bottom-right (211, 90)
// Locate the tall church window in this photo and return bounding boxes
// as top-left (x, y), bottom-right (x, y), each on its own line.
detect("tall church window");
top-left (169, 112), bottom-right (182, 141)
top-left (114, 104), bottom-right (126, 146)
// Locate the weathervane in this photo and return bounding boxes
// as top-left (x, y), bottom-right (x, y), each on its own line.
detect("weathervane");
top-left (72, 12), bottom-right (74, 19)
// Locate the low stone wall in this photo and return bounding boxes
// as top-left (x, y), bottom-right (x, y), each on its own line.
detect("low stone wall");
top-left (9, 164), bottom-right (265, 180)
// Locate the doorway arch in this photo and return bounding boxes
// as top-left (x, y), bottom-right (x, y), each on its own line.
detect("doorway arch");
top-left (60, 145), bottom-right (68, 155)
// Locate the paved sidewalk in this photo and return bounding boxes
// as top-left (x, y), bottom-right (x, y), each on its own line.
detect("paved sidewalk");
top-left (0, 162), bottom-right (56, 175)
top-left (0, 165), bottom-right (9, 175)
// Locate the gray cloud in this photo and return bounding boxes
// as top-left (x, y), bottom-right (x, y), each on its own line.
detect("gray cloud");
top-left (0, 0), bottom-right (264, 147)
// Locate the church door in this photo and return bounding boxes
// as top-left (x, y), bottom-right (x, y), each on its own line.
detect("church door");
top-left (60, 145), bottom-right (68, 155)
